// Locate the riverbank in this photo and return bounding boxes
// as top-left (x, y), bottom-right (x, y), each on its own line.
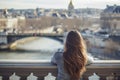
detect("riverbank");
top-left (0, 37), bottom-right (39, 51)
top-left (0, 44), bottom-right (10, 50)
top-left (10, 37), bottom-right (39, 50)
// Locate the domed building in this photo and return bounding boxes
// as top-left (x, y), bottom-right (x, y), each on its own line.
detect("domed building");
top-left (68, 0), bottom-right (74, 16)
top-left (3, 8), bottom-right (9, 18)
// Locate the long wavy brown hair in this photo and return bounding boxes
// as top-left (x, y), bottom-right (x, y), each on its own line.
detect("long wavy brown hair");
top-left (63, 30), bottom-right (87, 80)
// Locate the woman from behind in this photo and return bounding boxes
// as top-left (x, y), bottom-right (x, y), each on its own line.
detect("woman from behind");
top-left (51, 30), bottom-right (87, 80)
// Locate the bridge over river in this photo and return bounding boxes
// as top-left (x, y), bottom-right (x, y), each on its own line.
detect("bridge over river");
top-left (0, 33), bottom-right (64, 44)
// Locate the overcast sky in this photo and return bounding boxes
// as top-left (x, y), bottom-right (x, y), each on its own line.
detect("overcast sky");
top-left (0, 0), bottom-right (119, 9)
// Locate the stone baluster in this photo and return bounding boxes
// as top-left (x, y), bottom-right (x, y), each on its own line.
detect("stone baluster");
top-left (0, 76), bottom-right (2, 80)
top-left (106, 73), bottom-right (118, 80)
top-left (9, 73), bottom-right (20, 80)
top-left (27, 73), bottom-right (38, 80)
top-left (88, 73), bottom-right (100, 80)
top-left (44, 73), bottom-right (56, 80)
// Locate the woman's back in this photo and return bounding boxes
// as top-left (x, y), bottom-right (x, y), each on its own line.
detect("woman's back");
top-left (51, 51), bottom-right (70, 80)
top-left (51, 30), bottom-right (87, 80)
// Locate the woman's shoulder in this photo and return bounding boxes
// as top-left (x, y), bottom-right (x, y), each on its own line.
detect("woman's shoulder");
top-left (54, 49), bottom-right (64, 57)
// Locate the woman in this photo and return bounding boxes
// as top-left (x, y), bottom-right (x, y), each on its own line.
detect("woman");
top-left (51, 30), bottom-right (88, 80)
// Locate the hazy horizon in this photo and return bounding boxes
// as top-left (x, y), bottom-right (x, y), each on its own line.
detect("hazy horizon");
top-left (0, 0), bottom-right (119, 9)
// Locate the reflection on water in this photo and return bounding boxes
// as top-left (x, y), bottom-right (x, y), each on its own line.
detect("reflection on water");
top-left (0, 37), bottom-right (63, 60)
top-left (16, 37), bottom-right (63, 51)
top-left (0, 51), bottom-right (54, 60)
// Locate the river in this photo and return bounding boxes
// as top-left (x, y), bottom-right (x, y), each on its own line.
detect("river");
top-left (0, 37), bottom-right (63, 60)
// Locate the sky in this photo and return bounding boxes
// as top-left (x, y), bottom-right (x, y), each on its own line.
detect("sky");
top-left (0, 0), bottom-right (119, 9)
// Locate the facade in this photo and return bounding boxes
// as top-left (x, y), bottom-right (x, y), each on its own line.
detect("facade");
top-left (100, 5), bottom-right (120, 35)
top-left (0, 18), bottom-right (18, 33)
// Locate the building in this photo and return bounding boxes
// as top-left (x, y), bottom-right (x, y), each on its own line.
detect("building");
top-left (0, 18), bottom-right (18, 33)
top-left (68, 0), bottom-right (74, 16)
top-left (100, 5), bottom-right (120, 35)
top-left (3, 8), bottom-right (10, 18)
top-left (0, 9), bottom-right (26, 34)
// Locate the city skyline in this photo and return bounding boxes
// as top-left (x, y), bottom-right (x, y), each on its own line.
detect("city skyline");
top-left (0, 0), bottom-right (119, 9)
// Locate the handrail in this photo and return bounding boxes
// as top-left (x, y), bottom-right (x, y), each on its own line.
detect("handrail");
top-left (0, 60), bottom-right (120, 67)
top-left (0, 59), bottom-right (120, 63)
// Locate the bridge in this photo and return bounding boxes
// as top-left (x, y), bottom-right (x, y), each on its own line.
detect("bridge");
top-left (0, 33), bottom-right (64, 44)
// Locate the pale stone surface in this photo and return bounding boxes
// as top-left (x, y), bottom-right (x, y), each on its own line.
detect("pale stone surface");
top-left (9, 73), bottom-right (20, 80)
top-left (106, 73), bottom-right (118, 80)
top-left (44, 73), bottom-right (56, 80)
top-left (106, 76), bottom-right (114, 80)
top-left (27, 73), bottom-right (38, 80)
top-left (0, 76), bottom-right (2, 80)
top-left (88, 73), bottom-right (100, 80)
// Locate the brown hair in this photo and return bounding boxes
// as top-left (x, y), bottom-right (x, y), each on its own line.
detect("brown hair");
top-left (63, 30), bottom-right (87, 80)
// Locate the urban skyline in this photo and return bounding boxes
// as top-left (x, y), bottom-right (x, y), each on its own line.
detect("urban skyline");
top-left (0, 0), bottom-right (119, 9)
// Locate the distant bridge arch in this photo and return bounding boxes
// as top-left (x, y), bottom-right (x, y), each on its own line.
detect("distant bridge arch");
top-left (6, 33), bottom-right (64, 44)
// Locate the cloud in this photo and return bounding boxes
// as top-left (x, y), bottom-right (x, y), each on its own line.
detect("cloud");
top-left (0, 0), bottom-right (119, 9)
top-left (74, 0), bottom-right (119, 8)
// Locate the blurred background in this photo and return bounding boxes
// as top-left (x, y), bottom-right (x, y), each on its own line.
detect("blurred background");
top-left (0, 0), bottom-right (120, 60)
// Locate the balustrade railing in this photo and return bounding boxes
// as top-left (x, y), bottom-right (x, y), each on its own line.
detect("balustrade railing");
top-left (0, 60), bottom-right (120, 80)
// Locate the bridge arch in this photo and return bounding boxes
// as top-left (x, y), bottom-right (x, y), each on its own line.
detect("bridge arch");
top-left (7, 34), bottom-right (64, 44)
top-left (9, 36), bottom-right (63, 51)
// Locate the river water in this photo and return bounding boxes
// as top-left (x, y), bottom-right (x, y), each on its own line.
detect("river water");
top-left (0, 37), bottom-right (63, 60)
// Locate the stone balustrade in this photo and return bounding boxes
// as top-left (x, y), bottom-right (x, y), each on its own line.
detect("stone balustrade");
top-left (0, 60), bottom-right (120, 80)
